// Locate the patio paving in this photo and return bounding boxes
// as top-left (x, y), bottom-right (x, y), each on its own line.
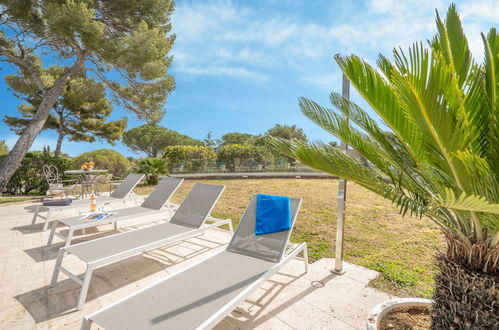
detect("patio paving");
top-left (0, 199), bottom-right (394, 329)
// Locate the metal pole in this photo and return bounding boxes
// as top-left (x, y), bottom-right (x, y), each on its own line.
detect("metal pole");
top-left (332, 72), bottom-right (349, 275)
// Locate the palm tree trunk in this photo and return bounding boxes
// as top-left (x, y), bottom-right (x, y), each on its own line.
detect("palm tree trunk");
top-left (431, 234), bottom-right (498, 329)
top-left (0, 56), bottom-right (85, 192)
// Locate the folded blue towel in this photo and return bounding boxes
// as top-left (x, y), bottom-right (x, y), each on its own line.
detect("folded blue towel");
top-left (43, 198), bottom-right (72, 206)
top-left (255, 194), bottom-right (291, 235)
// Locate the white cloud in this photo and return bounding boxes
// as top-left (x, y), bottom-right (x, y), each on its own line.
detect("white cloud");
top-left (175, 64), bottom-right (268, 82)
top-left (301, 73), bottom-right (341, 90)
top-left (171, 0), bottom-right (495, 82)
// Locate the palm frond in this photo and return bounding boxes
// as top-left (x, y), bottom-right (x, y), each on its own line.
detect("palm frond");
top-left (431, 4), bottom-right (473, 87)
top-left (438, 188), bottom-right (499, 215)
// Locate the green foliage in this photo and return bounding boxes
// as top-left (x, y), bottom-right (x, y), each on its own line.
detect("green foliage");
top-left (123, 125), bottom-right (202, 158)
top-left (73, 149), bottom-right (130, 178)
top-left (267, 124), bottom-right (307, 142)
top-left (0, 0), bottom-right (175, 123)
top-left (217, 144), bottom-right (273, 171)
top-left (220, 132), bottom-right (254, 146)
top-left (0, 152), bottom-right (68, 195)
top-left (163, 145), bottom-right (216, 172)
top-left (371, 260), bottom-right (421, 288)
top-left (0, 140), bottom-right (8, 155)
top-left (134, 158), bottom-right (168, 185)
top-left (271, 5), bottom-right (499, 260)
top-left (4, 69), bottom-right (127, 156)
top-left (203, 131), bottom-right (218, 148)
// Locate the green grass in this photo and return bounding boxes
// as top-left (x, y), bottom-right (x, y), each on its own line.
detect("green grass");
top-left (0, 196), bottom-right (42, 204)
top-left (135, 178), bottom-right (444, 297)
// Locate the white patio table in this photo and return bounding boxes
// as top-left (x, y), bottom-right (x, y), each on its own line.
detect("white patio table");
top-left (64, 169), bottom-right (108, 199)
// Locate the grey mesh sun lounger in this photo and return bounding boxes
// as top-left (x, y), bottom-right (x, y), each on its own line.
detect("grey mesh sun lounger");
top-left (32, 173), bottom-right (145, 231)
top-left (51, 183), bottom-right (228, 310)
top-left (82, 195), bottom-right (308, 330)
top-left (47, 176), bottom-right (184, 247)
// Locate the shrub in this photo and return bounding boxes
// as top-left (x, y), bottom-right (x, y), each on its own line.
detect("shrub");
top-left (134, 158), bottom-right (168, 185)
top-left (217, 144), bottom-right (273, 171)
top-left (123, 125), bottom-right (203, 158)
top-left (163, 146), bottom-right (216, 172)
top-left (0, 152), bottom-right (69, 195)
top-left (72, 149), bottom-right (130, 178)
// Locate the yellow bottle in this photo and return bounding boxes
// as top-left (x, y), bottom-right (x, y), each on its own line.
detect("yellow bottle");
top-left (90, 194), bottom-right (97, 212)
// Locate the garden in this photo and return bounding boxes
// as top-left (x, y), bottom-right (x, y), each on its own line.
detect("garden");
top-left (0, 1), bottom-right (497, 329)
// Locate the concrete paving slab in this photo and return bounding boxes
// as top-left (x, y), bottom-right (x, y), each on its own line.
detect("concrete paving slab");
top-left (0, 200), bottom-right (393, 329)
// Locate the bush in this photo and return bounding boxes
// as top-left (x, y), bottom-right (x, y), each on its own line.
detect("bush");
top-left (163, 146), bottom-right (216, 172)
top-left (72, 149), bottom-right (130, 178)
top-left (134, 158), bottom-right (168, 185)
top-left (0, 152), bottom-right (69, 195)
top-left (217, 144), bottom-right (273, 171)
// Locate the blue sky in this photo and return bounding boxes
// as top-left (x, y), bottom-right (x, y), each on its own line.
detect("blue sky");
top-left (0, 0), bottom-right (497, 157)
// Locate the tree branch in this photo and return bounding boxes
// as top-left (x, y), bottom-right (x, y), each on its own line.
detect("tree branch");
top-left (0, 49), bottom-right (46, 90)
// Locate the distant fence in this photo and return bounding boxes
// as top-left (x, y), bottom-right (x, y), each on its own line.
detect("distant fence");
top-left (170, 163), bottom-right (321, 174)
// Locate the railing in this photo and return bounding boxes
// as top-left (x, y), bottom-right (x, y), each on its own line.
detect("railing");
top-left (169, 163), bottom-right (322, 174)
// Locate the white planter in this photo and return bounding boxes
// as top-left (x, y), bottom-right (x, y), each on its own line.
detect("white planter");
top-left (366, 298), bottom-right (433, 330)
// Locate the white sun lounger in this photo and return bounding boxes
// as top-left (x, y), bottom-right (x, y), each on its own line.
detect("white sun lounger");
top-left (32, 173), bottom-right (145, 231)
top-left (81, 195), bottom-right (308, 330)
top-left (51, 183), bottom-right (228, 310)
top-left (47, 177), bottom-right (184, 247)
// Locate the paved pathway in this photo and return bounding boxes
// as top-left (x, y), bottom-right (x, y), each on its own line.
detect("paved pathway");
top-left (0, 199), bottom-right (393, 329)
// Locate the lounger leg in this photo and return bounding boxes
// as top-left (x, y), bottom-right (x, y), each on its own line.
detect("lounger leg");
top-left (77, 265), bottom-right (94, 310)
top-left (65, 228), bottom-right (75, 247)
top-left (31, 205), bottom-right (40, 225)
top-left (42, 208), bottom-right (52, 231)
top-left (114, 222), bottom-right (118, 230)
top-left (81, 318), bottom-right (92, 330)
top-left (303, 243), bottom-right (309, 273)
top-left (50, 249), bottom-right (66, 287)
top-left (228, 220), bottom-right (234, 235)
top-left (47, 220), bottom-right (59, 246)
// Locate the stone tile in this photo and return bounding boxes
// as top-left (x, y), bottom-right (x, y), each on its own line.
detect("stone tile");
top-left (0, 201), bottom-right (392, 330)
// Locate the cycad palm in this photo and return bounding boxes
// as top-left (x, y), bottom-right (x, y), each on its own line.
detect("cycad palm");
top-left (272, 5), bottom-right (498, 328)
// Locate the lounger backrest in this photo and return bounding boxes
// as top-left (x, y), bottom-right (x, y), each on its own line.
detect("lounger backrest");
top-left (141, 177), bottom-right (184, 210)
top-left (110, 173), bottom-right (145, 199)
top-left (169, 183), bottom-right (225, 228)
top-left (227, 195), bottom-right (302, 263)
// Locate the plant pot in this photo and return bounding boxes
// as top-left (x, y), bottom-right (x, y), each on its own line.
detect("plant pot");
top-left (366, 298), bottom-right (433, 330)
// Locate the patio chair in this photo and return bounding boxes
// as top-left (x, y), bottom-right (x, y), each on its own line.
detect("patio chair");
top-left (50, 183), bottom-right (227, 310)
top-left (81, 195), bottom-right (308, 330)
top-left (32, 173), bottom-right (146, 231)
top-left (46, 176), bottom-right (183, 247)
top-left (43, 165), bottom-right (79, 198)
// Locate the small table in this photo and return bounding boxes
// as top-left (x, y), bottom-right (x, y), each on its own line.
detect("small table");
top-left (65, 169), bottom-right (108, 199)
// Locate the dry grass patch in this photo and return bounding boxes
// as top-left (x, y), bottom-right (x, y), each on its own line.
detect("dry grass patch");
top-left (135, 178), bottom-right (443, 297)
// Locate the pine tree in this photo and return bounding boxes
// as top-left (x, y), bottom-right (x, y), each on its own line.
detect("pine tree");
top-left (0, 0), bottom-right (175, 190)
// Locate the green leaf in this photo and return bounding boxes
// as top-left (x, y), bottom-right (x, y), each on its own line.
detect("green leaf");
top-left (438, 188), bottom-right (499, 215)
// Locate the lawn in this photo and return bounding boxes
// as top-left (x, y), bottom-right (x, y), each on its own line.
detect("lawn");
top-left (0, 196), bottom-right (42, 205)
top-left (135, 178), bottom-right (444, 298)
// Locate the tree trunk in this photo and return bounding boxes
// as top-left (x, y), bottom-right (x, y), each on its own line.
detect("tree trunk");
top-left (431, 234), bottom-right (498, 329)
top-left (0, 56), bottom-right (85, 192)
top-left (54, 129), bottom-right (65, 158)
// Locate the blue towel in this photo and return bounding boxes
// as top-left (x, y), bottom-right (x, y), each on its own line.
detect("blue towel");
top-left (42, 198), bottom-right (72, 206)
top-left (255, 194), bottom-right (291, 235)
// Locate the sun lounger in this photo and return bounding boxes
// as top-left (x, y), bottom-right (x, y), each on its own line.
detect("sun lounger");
top-left (47, 177), bottom-right (184, 247)
top-left (81, 195), bottom-right (308, 330)
top-left (32, 173), bottom-right (145, 231)
top-left (50, 183), bottom-right (227, 310)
